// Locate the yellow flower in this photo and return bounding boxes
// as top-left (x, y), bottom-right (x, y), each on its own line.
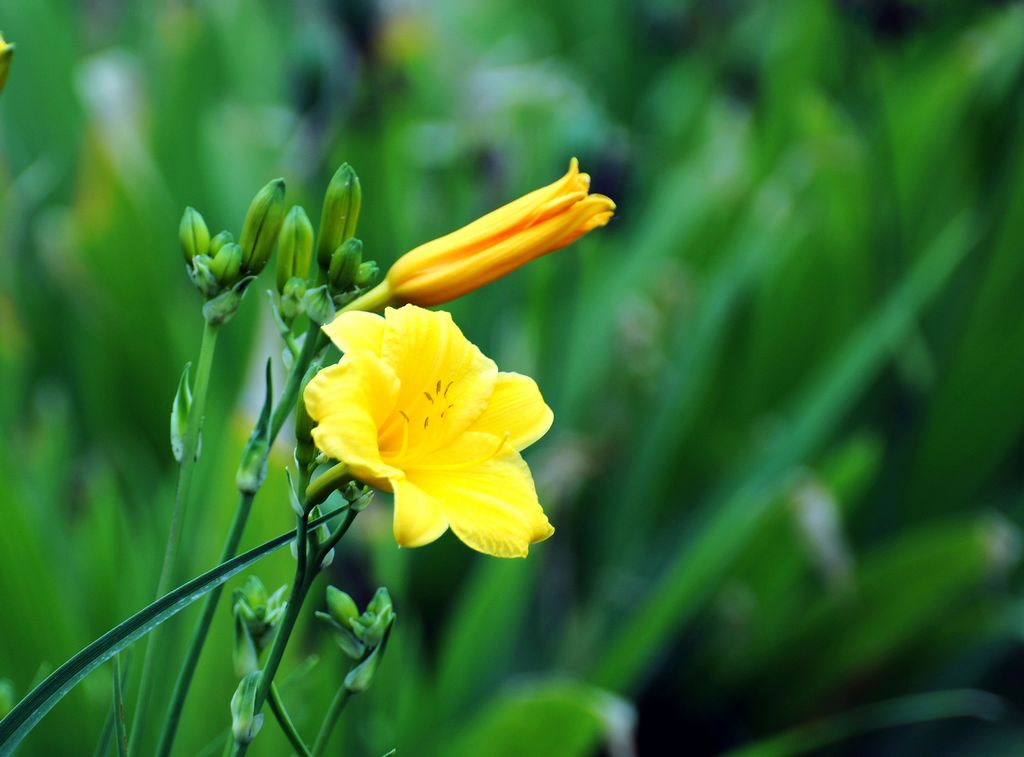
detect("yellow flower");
top-left (304, 305), bottom-right (555, 558)
top-left (346, 158), bottom-right (614, 310)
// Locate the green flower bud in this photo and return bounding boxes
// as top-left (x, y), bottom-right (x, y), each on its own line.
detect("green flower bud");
top-left (316, 163), bottom-right (361, 270)
top-left (239, 178), bottom-right (286, 275)
top-left (190, 254), bottom-right (220, 298)
top-left (0, 36), bottom-right (14, 96)
top-left (179, 207), bottom-right (210, 264)
top-left (0, 678), bottom-right (15, 720)
top-left (209, 242), bottom-right (243, 287)
top-left (315, 610), bottom-right (365, 659)
top-left (210, 230), bottom-right (234, 256)
top-left (170, 363), bottom-right (193, 463)
top-left (276, 206), bottom-right (314, 293)
top-left (328, 238), bottom-right (363, 292)
top-left (326, 587), bottom-right (360, 629)
top-left (302, 284), bottom-right (336, 326)
top-left (355, 260), bottom-right (379, 287)
top-left (230, 672), bottom-right (264, 746)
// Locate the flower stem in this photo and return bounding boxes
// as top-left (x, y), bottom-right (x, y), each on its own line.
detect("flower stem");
top-left (230, 513), bottom-right (312, 757)
top-left (156, 321), bottom-right (324, 757)
top-left (231, 506), bottom-right (360, 757)
top-left (268, 684), bottom-right (311, 757)
top-left (310, 684), bottom-right (351, 757)
top-left (130, 318), bottom-right (220, 756)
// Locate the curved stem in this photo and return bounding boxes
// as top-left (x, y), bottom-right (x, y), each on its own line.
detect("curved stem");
top-left (268, 684), bottom-right (311, 757)
top-left (310, 684), bottom-right (351, 757)
top-left (130, 318), bottom-right (220, 756)
top-left (156, 320), bottom-right (324, 757)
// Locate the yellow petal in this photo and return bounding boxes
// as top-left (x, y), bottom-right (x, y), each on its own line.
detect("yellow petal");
top-left (304, 351), bottom-right (402, 485)
top-left (391, 478), bottom-right (449, 547)
top-left (468, 372), bottom-right (553, 451)
top-left (377, 305), bottom-right (497, 457)
top-left (406, 433), bottom-right (553, 558)
top-left (322, 310), bottom-right (386, 356)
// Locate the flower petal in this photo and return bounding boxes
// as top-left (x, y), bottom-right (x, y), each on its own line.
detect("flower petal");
top-left (468, 372), bottom-right (553, 451)
top-left (406, 433), bottom-right (553, 558)
top-left (391, 478), bottom-right (449, 548)
top-left (378, 305), bottom-right (497, 457)
top-left (304, 351), bottom-right (402, 484)
top-left (322, 310), bottom-right (386, 356)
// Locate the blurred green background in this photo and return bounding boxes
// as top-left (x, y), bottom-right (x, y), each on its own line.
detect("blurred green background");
top-left (3, 0), bottom-right (1024, 754)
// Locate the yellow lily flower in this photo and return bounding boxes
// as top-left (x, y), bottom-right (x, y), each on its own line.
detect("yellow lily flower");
top-left (346, 158), bottom-right (615, 310)
top-left (304, 305), bottom-right (555, 557)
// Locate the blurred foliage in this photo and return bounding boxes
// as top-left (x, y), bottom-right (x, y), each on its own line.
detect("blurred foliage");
top-left (2, 0), bottom-right (1024, 755)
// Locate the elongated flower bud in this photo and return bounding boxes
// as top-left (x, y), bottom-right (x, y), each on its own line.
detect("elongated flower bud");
top-left (344, 159), bottom-right (614, 311)
top-left (240, 178), bottom-right (286, 275)
top-left (316, 163), bottom-right (361, 270)
top-left (275, 206), bottom-right (314, 292)
top-left (179, 207), bottom-right (210, 264)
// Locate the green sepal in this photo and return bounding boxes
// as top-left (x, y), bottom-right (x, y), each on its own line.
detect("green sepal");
top-left (230, 671), bottom-right (264, 745)
top-left (170, 363), bottom-right (193, 463)
top-left (344, 621), bottom-right (393, 694)
top-left (302, 284), bottom-right (336, 326)
top-left (315, 611), bottom-right (366, 659)
top-left (202, 276), bottom-right (255, 325)
top-left (189, 254), bottom-right (219, 298)
top-left (235, 360), bottom-right (273, 494)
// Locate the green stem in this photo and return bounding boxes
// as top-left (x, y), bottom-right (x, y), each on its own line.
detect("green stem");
top-left (130, 318), bottom-right (220, 756)
top-left (268, 684), bottom-right (311, 757)
top-left (231, 507), bottom-right (360, 757)
top-left (156, 321), bottom-right (323, 757)
top-left (310, 685), bottom-right (351, 757)
top-left (231, 513), bottom-right (312, 757)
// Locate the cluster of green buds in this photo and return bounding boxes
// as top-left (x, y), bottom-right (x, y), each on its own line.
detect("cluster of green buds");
top-left (231, 576), bottom-right (287, 677)
top-left (315, 586), bottom-right (395, 694)
top-left (180, 178), bottom-right (287, 324)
